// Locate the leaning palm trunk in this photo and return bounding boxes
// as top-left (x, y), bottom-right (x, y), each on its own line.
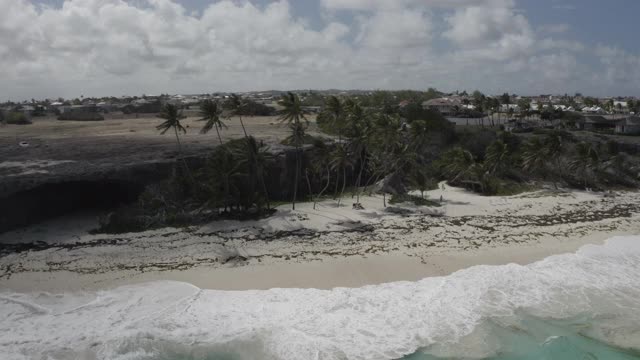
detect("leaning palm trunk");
top-left (314, 166), bottom-right (332, 210)
top-left (333, 169), bottom-right (340, 199)
top-left (173, 126), bottom-right (194, 182)
top-left (215, 126), bottom-right (223, 146)
top-left (305, 170), bottom-right (314, 209)
top-left (355, 152), bottom-right (366, 203)
top-left (337, 167), bottom-right (347, 207)
top-left (239, 114), bottom-right (248, 138)
top-left (364, 169), bottom-right (383, 196)
top-left (292, 147), bottom-right (300, 210)
top-left (260, 171), bottom-right (270, 210)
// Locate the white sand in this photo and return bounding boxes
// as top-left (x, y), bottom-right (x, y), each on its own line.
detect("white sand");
top-left (2, 183), bottom-right (640, 292)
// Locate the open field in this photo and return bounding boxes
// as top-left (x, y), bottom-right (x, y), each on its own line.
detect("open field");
top-left (0, 114), bottom-right (320, 162)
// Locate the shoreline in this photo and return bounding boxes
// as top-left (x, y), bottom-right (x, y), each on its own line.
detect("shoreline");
top-left (0, 232), bottom-right (618, 293)
top-left (2, 183), bottom-right (640, 293)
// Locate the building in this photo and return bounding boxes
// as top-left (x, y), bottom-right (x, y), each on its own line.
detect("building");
top-left (500, 104), bottom-right (520, 113)
top-left (576, 115), bottom-right (615, 131)
top-left (422, 98), bottom-right (461, 115)
top-left (615, 117), bottom-right (640, 135)
top-left (57, 104), bottom-right (104, 121)
top-left (581, 106), bottom-right (606, 114)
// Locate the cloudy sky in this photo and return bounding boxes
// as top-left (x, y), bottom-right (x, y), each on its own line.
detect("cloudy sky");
top-left (2, 0), bottom-right (640, 100)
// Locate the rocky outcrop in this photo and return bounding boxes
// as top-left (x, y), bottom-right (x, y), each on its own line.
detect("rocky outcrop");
top-left (0, 136), bottom-right (355, 233)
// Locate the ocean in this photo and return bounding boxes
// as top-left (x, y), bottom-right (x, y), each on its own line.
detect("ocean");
top-left (2, 236), bottom-right (639, 360)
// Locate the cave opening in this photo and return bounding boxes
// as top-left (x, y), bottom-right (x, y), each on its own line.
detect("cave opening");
top-left (0, 180), bottom-right (145, 234)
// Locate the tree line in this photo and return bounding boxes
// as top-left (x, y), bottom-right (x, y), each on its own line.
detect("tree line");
top-left (96, 92), bottom-right (640, 233)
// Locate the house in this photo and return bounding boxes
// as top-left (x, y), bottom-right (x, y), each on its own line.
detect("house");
top-left (422, 97), bottom-right (461, 115)
top-left (615, 117), bottom-right (640, 135)
top-left (57, 104), bottom-right (104, 121)
top-left (61, 104), bottom-right (99, 114)
top-left (576, 115), bottom-right (615, 131)
top-left (500, 104), bottom-right (520, 113)
top-left (581, 106), bottom-right (606, 114)
top-left (613, 101), bottom-right (628, 111)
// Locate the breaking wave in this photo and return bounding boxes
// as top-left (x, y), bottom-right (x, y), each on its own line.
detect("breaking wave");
top-left (2, 236), bottom-right (640, 360)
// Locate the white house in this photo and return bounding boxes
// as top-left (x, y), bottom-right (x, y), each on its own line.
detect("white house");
top-left (500, 104), bottom-right (520, 112)
top-left (422, 97), bottom-right (461, 115)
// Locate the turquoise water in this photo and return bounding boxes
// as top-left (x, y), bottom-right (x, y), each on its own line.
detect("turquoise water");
top-left (134, 316), bottom-right (640, 360)
top-left (406, 316), bottom-right (640, 360)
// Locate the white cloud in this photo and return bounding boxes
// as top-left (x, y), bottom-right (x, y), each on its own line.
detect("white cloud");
top-left (355, 9), bottom-right (433, 49)
top-left (0, 0), bottom-right (638, 99)
top-left (320, 0), bottom-right (514, 11)
top-left (539, 23), bottom-right (570, 34)
top-left (444, 4), bottom-right (534, 60)
top-left (595, 45), bottom-right (640, 87)
top-left (538, 38), bottom-right (585, 52)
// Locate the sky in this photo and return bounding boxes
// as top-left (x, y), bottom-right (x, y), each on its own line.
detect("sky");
top-left (3, 0), bottom-right (640, 100)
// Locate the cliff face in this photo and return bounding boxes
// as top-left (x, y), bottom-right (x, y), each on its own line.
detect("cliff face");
top-left (0, 136), bottom-right (210, 233)
top-left (0, 137), bottom-right (348, 233)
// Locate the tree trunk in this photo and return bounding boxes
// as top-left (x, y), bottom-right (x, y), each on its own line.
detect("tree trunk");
top-left (239, 115), bottom-right (248, 138)
top-left (314, 166), bottom-right (332, 210)
top-left (355, 151), bottom-right (366, 203)
top-left (337, 167), bottom-right (346, 207)
top-left (174, 126), bottom-right (193, 182)
top-left (215, 125), bottom-right (224, 146)
top-left (305, 170), bottom-right (314, 206)
top-left (260, 169), bottom-right (270, 210)
top-left (383, 192), bottom-right (386, 208)
top-left (292, 147), bottom-right (300, 210)
top-left (333, 168), bottom-right (340, 199)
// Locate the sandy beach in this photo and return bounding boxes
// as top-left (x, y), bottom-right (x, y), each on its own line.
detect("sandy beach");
top-left (2, 182), bottom-right (639, 292)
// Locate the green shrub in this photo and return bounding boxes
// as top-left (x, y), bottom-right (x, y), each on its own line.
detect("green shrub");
top-left (6, 112), bottom-right (32, 125)
top-left (389, 193), bottom-right (441, 207)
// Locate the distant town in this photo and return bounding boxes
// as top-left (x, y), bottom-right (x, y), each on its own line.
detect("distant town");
top-left (2, 89), bottom-right (639, 135)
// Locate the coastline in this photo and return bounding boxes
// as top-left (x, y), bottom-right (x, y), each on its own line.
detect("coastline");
top-left (0, 233), bottom-right (618, 292)
top-left (2, 183), bottom-right (640, 293)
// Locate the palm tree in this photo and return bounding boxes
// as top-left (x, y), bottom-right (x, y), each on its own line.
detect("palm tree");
top-left (307, 141), bottom-right (333, 210)
top-left (484, 140), bottom-right (510, 175)
top-left (157, 103), bottom-right (187, 154)
top-left (603, 151), bottom-right (640, 186)
top-left (606, 99), bottom-right (614, 114)
top-left (344, 101), bottom-right (371, 203)
top-left (570, 142), bottom-right (600, 188)
top-left (411, 167), bottom-right (431, 199)
top-left (410, 119), bottom-right (429, 152)
top-left (329, 144), bottom-right (354, 207)
top-left (278, 92), bottom-right (307, 210)
top-left (321, 96), bottom-right (345, 140)
top-left (522, 137), bottom-right (548, 175)
top-left (207, 147), bottom-right (244, 212)
top-left (440, 147), bottom-right (476, 184)
top-left (157, 103), bottom-right (194, 182)
top-left (198, 100), bottom-right (226, 146)
top-left (233, 136), bottom-right (273, 210)
top-left (227, 94), bottom-right (249, 138)
top-left (627, 99), bottom-right (636, 114)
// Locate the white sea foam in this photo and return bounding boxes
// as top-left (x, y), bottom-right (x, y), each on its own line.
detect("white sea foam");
top-left (2, 236), bottom-right (640, 360)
